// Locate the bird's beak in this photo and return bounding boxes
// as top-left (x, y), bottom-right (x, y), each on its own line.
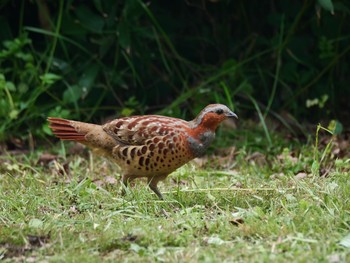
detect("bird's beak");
top-left (225, 111), bottom-right (238, 119)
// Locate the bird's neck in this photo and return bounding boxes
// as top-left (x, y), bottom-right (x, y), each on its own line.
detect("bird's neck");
top-left (187, 126), bottom-right (216, 157)
top-left (191, 116), bottom-right (221, 131)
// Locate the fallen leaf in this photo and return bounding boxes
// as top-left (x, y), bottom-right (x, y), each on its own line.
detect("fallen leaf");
top-left (105, 176), bottom-right (118, 184)
top-left (229, 218), bottom-right (244, 226)
top-left (161, 209), bottom-right (170, 218)
top-left (68, 143), bottom-right (87, 155)
top-left (121, 234), bottom-right (138, 242)
top-left (10, 136), bottom-right (24, 148)
top-left (27, 234), bottom-right (50, 247)
top-left (271, 173), bottom-right (285, 179)
top-left (327, 254), bottom-right (341, 263)
top-left (277, 153), bottom-right (298, 164)
top-left (192, 156), bottom-right (208, 168)
top-left (320, 164), bottom-right (333, 177)
top-left (339, 233), bottom-right (350, 247)
top-left (0, 244), bottom-right (30, 259)
top-left (295, 172), bottom-right (307, 180)
top-left (50, 160), bottom-right (70, 176)
top-left (214, 146), bottom-right (236, 156)
top-left (246, 151), bottom-right (267, 166)
top-left (37, 153), bottom-right (57, 165)
top-left (234, 182), bottom-right (243, 188)
top-left (130, 243), bottom-right (144, 253)
top-left (93, 176), bottom-right (118, 187)
top-left (69, 206), bottom-right (79, 215)
top-left (24, 256), bottom-right (39, 263)
top-left (205, 236), bottom-right (226, 245)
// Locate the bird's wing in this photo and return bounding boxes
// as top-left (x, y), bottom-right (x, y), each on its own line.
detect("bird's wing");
top-left (102, 115), bottom-right (189, 145)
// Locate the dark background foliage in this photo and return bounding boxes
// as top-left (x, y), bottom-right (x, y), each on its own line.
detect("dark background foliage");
top-left (0, 0), bottom-right (349, 142)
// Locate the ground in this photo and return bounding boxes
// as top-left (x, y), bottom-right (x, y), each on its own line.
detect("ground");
top-left (0, 129), bottom-right (350, 262)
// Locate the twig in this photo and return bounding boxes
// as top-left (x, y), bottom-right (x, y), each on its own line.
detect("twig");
top-left (164, 187), bottom-right (295, 194)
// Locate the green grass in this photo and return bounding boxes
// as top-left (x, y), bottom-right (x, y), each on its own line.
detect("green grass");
top-left (1, 137), bottom-right (350, 262)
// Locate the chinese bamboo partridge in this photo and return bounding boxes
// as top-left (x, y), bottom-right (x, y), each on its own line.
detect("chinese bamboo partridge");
top-left (48, 104), bottom-right (237, 199)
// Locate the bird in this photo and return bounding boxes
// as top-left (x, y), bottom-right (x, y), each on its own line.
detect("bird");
top-left (47, 104), bottom-right (237, 199)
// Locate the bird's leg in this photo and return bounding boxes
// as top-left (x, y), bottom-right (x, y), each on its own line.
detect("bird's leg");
top-left (148, 175), bottom-right (167, 200)
top-left (121, 174), bottom-right (135, 196)
top-left (148, 181), bottom-right (163, 199)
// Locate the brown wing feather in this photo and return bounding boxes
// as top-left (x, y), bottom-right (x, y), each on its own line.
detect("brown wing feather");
top-left (102, 115), bottom-right (189, 146)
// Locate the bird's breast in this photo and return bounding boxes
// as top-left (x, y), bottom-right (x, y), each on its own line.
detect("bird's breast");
top-left (187, 131), bottom-right (215, 157)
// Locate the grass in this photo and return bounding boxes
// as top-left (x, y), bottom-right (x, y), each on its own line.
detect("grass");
top-left (0, 132), bottom-right (350, 262)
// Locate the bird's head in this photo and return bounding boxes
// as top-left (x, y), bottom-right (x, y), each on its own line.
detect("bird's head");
top-left (192, 104), bottom-right (238, 131)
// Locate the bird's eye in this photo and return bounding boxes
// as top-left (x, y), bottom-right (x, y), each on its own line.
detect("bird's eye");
top-left (215, 108), bottom-right (224, 115)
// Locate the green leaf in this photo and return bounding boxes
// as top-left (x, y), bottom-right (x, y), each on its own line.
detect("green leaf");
top-left (0, 74), bottom-right (5, 89)
top-left (6, 81), bottom-right (15, 91)
top-left (318, 0), bottom-right (334, 14)
top-left (9, 109), bottom-right (19, 119)
top-left (18, 82), bottom-right (28, 94)
top-left (121, 107), bottom-right (134, 116)
top-left (61, 13), bottom-right (88, 36)
top-left (79, 64), bottom-right (99, 93)
top-left (311, 161), bottom-right (320, 176)
top-left (63, 85), bottom-right (83, 104)
top-left (328, 120), bottom-right (343, 135)
top-left (253, 206), bottom-right (265, 218)
top-left (40, 73), bottom-right (61, 86)
top-left (16, 51), bottom-right (33, 62)
top-left (28, 218), bottom-right (44, 229)
top-left (75, 5), bottom-right (104, 33)
top-left (93, 0), bottom-right (104, 14)
top-left (124, 0), bottom-right (143, 18)
top-left (98, 36), bottom-right (115, 58)
top-left (117, 20), bottom-right (131, 48)
top-left (42, 124), bottom-right (52, 135)
top-left (207, 192), bottom-right (216, 201)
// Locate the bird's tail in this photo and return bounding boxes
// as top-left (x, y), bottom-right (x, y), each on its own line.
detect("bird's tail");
top-left (47, 117), bottom-right (94, 141)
